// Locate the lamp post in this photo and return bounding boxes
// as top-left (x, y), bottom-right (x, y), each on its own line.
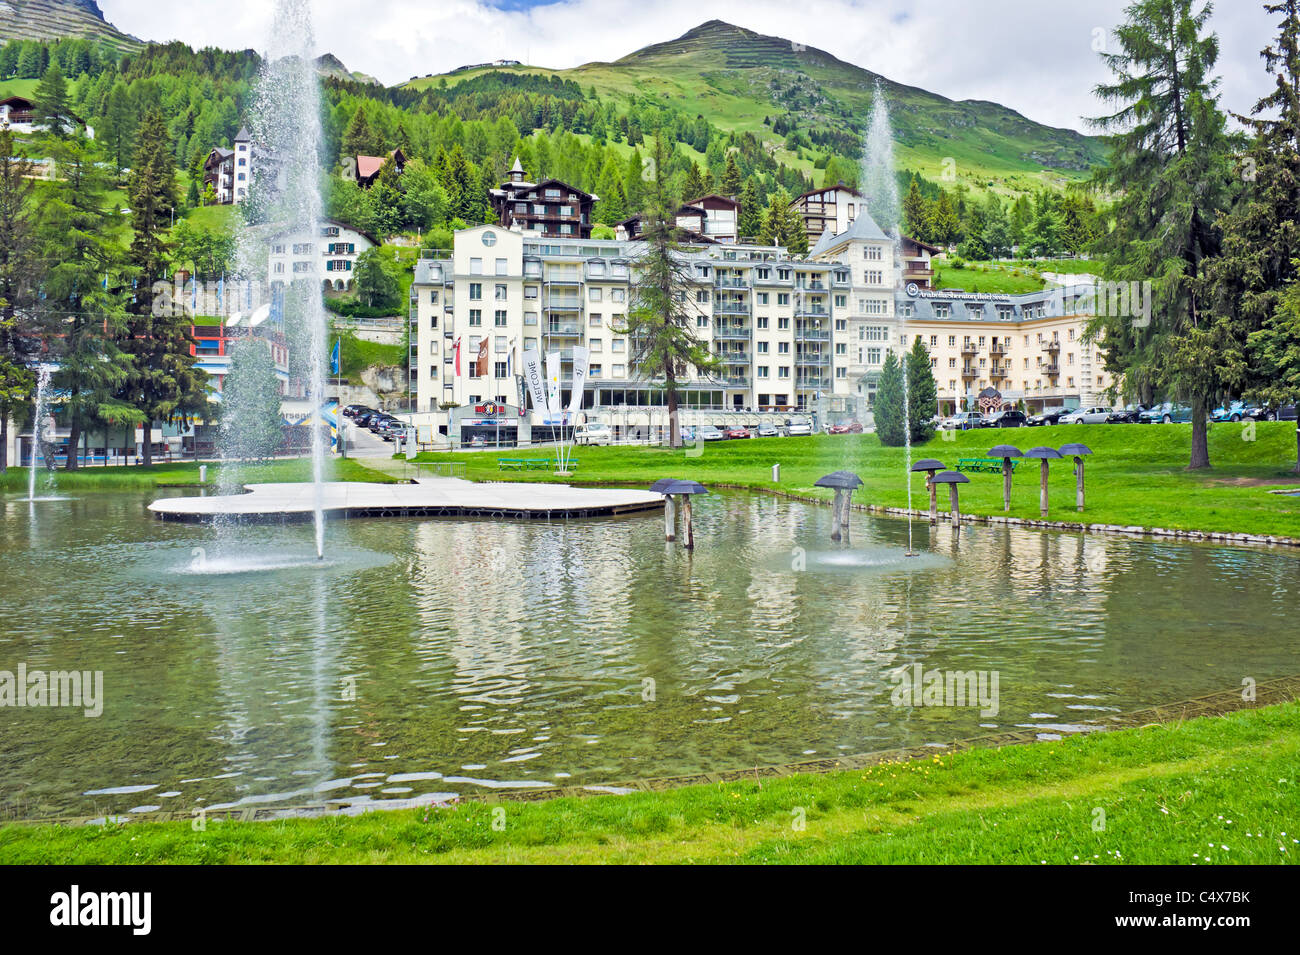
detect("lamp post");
top-left (1059, 443), bottom-right (1093, 512)
top-left (988, 444), bottom-right (1023, 512)
top-left (910, 458), bottom-right (946, 524)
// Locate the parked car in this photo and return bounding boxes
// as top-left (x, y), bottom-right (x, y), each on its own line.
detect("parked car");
top-left (785, 421), bottom-right (813, 436)
top-left (826, 423), bottom-right (850, 434)
top-left (940, 411), bottom-right (985, 431)
top-left (846, 420), bottom-right (864, 433)
top-left (377, 420), bottom-right (407, 442)
top-left (341, 404), bottom-right (371, 419)
top-left (1106, 405), bottom-right (1147, 424)
top-left (755, 424), bottom-right (779, 438)
top-left (1269, 404), bottom-right (1298, 421)
top-left (574, 423), bottom-right (612, 446)
top-left (468, 435), bottom-right (486, 448)
top-left (369, 415), bottom-right (399, 433)
top-left (353, 411), bottom-right (379, 428)
top-left (699, 425), bottom-right (726, 441)
top-left (1212, 401), bottom-right (1268, 423)
top-left (679, 426), bottom-right (696, 443)
top-left (1139, 402), bottom-right (1194, 424)
top-left (980, 410), bottom-right (1028, 429)
top-left (726, 427), bottom-right (752, 439)
top-left (1027, 406), bottom-right (1069, 426)
top-left (1059, 406), bottom-right (1113, 425)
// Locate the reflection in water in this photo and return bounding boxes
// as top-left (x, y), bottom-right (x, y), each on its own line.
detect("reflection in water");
top-left (0, 490), bottom-right (1297, 818)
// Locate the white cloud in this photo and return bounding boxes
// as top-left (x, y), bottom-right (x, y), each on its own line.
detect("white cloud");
top-left (99, 0), bottom-right (1276, 133)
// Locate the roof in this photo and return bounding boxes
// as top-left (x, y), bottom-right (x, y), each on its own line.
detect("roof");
top-left (687, 193), bottom-right (740, 209)
top-left (807, 208), bottom-right (890, 257)
top-left (234, 126), bottom-right (251, 142)
top-left (356, 155), bottom-right (386, 179)
top-left (510, 157), bottom-right (524, 173)
top-left (903, 234), bottom-right (942, 255)
top-left (795, 182), bottom-right (863, 202)
top-left (0, 96), bottom-right (34, 109)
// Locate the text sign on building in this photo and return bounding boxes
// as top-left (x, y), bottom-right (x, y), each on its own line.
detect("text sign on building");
top-left (906, 282), bottom-right (1013, 304)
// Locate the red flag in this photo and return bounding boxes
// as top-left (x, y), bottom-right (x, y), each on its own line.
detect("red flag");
top-left (476, 337), bottom-right (489, 378)
top-left (453, 337), bottom-right (462, 376)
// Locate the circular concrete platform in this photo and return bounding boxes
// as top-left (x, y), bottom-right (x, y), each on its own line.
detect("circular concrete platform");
top-left (149, 478), bottom-right (665, 523)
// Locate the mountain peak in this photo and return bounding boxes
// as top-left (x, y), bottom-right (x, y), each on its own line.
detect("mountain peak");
top-left (0, 0), bottom-right (139, 48)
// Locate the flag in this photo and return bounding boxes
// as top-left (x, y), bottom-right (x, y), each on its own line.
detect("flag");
top-left (330, 340), bottom-right (340, 376)
top-left (545, 350), bottom-right (562, 418)
top-left (453, 337), bottom-right (462, 377)
top-left (567, 345), bottom-right (589, 417)
top-left (506, 339), bottom-right (515, 379)
top-left (476, 337), bottom-right (489, 378)
top-left (521, 349), bottom-right (547, 413)
top-left (217, 273), bottom-right (225, 313)
top-left (190, 276), bottom-right (198, 313)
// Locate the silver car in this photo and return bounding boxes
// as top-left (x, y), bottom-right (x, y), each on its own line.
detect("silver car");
top-left (1059, 406), bottom-right (1113, 425)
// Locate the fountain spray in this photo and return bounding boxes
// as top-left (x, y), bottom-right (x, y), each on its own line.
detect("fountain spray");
top-left (27, 364), bottom-right (54, 502)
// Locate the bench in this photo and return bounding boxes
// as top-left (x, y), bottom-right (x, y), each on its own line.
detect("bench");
top-left (497, 458), bottom-right (580, 471)
top-left (957, 457), bottom-right (1019, 474)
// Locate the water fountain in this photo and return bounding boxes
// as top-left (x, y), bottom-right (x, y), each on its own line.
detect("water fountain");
top-left (861, 81), bottom-right (918, 556)
top-left (23, 364), bottom-right (60, 503)
top-left (218, 0), bottom-right (330, 560)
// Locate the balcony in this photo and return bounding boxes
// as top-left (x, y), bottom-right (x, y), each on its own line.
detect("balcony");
top-left (794, 307), bottom-right (830, 320)
top-left (796, 353), bottom-right (831, 367)
top-left (794, 327), bottom-right (831, 342)
top-left (544, 298), bottom-right (583, 311)
top-left (1042, 339), bottom-right (1061, 353)
top-left (961, 366), bottom-right (978, 378)
top-left (547, 321), bottom-right (582, 336)
top-left (717, 375), bottom-right (751, 388)
top-left (712, 324), bottom-right (752, 340)
top-left (1044, 363), bottom-right (1060, 376)
top-left (716, 277), bottom-right (749, 289)
top-left (543, 275), bottom-right (582, 287)
top-left (797, 376), bottom-right (831, 390)
top-left (716, 350), bottom-right (752, 364)
top-left (752, 274), bottom-right (794, 287)
top-left (795, 281), bottom-right (826, 292)
top-left (960, 343), bottom-right (978, 357)
top-left (990, 343), bottom-right (1008, 356)
top-left (714, 302), bottom-right (750, 316)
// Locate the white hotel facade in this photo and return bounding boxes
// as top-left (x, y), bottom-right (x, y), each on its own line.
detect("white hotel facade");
top-left (408, 216), bottom-right (1110, 442)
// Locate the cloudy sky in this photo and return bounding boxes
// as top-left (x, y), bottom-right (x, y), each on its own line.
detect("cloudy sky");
top-left (99, 0), bottom-right (1277, 133)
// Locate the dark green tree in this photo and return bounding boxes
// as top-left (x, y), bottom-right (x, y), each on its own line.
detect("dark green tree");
top-left (737, 179), bottom-right (762, 240)
top-left (1088, 0), bottom-right (1237, 469)
top-left (0, 130), bottom-right (37, 471)
top-left (874, 349), bottom-right (906, 447)
top-left (353, 246), bottom-right (400, 309)
top-left (615, 136), bottom-right (719, 449)
top-left (33, 61), bottom-right (70, 138)
top-left (906, 337), bottom-right (939, 443)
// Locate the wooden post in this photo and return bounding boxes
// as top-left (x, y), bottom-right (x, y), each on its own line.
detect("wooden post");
top-left (1002, 459), bottom-right (1013, 512)
top-left (928, 474), bottom-right (938, 524)
top-left (1075, 456), bottom-right (1085, 512)
top-left (949, 483), bottom-right (961, 530)
top-left (840, 490), bottom-right (852, 545)
top-left (683, 495), bottom-right (694, 550)
top-left (664, 494), bottom-right (676, 542)
top-left (830, 488), bottom-right (844, 541)
top-left (1039, 458), bottom-right (1050, 517)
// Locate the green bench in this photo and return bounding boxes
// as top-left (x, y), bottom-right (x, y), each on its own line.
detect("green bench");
top-left (497, 458), bottom-right (580, 471)
top-left (957, 457), bottom-right (1019, 474)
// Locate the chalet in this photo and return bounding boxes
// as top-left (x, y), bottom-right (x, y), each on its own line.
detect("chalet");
top-left (349, 148), bottom-right (407, 189)
top-left (0, 96), bottom-right (35, 133)
top-left (685, 194), bottom-right (741, 243)
top-left (615, 206), bottom-right (718, 245)
top-left (202, 147), bottom-right (236, 204)
top-left (203, 127), bottom-right (280, 205)
top-left (489, 157), bottom-right (597, 238)
top-left (900, 235), bottom-right (942, 289)
top-left (791, 183), bottom-right (864, 246)
top-left (266, 219), bottom-right (379, 292)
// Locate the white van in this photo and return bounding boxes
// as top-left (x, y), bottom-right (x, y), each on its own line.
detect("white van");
top-left (574, 423), bottom-right (613, 446)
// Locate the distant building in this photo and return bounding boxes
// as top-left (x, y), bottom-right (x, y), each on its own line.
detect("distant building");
top-left (615, 205), bottom-right (717, 245)
top-left (490, 158), bottom-right (597, 238)
top-left (791, 183), bottom-right (864, 246)
top-left (900, 235), bottom-right (941, 289)
top-left (0, 95), bottom-right (93, 139)
top-left (266, 219), bottom-right (379, 292)
top-left (686, 194), bottom-right (741, 243)
top-left (202, 147), bottom-right (236, 204)
top-left (344, 148), bottom-right (407, 189)
top-left (203, 127), bottom-right (280, 205)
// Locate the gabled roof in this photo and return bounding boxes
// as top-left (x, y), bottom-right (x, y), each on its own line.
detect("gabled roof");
top-left (687, 193), bottom-right (740, 209)
top-left (0, 96), bottom-right (34, 110)
top-left (903, 234), bottom-right (942, 255)
top-left (795, 181), bottom-right (863, 203)
top-left (356, 155), bottom-right (386, 179)
top-left (234, 126), bottom-right (251, 143)
top-left (808, 209), bottom-right (890, 257)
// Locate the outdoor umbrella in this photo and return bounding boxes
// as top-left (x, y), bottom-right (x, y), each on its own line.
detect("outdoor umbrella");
top-left (930, 470), bottom-right (971, 529)
top-left (815, 471), bottom-right (864, 542)
top-left (1022, 446), bottom-right (1063, 517)
top-left (987, 445), bottom-right (1023, 512)
top-left (1059, 443), bottom-right (1093, 512)
top-left (911, 458), bottom-right (946, 524)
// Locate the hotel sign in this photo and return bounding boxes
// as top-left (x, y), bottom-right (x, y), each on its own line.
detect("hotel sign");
top-left (906, 282), bottom-right (1013, 304)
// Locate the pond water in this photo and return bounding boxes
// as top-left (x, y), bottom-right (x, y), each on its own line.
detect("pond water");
top-left (1, 489), bottom-right (1297, 819)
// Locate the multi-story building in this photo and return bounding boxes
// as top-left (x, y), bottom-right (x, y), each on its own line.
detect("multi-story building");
top-left (266, 219), bottom-right (378, 291)
top-left (792, 183), bottom-right (864, 246)
top-left (898, 284), bottom-right (1112, 414)
top-left (203, 127), bottom-right (280, 205)
top-left (488, 158), bottom-right (597, 238)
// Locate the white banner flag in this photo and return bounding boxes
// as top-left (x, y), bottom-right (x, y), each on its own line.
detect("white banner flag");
top-left (545, 350), bottom-right (562, 419)
top-left (521, 349), bottom-right (547, 414)
top-left (567, 345), bottom-right (589, 418)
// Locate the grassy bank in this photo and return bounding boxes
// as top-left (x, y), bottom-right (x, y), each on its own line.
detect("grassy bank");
top-left (2, 702), bottom-right (1295, 864)
top-left (414, 421), bottom-right (1300, 539)
top-left (0, 457), bottom-right (396, 492)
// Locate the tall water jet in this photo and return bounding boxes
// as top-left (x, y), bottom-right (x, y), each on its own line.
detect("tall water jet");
top-left (26, 364), bottom-right (55, 502)
top-left (861, 80), bottom-right (917, 555)
top-left (226, 0), bottom-right (330, 559)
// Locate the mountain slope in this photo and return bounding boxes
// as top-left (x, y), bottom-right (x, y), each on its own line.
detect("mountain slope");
top-left (0, 0), bottom-right (139, 50)
top-left (407, 19), bottom-right (1105, 196)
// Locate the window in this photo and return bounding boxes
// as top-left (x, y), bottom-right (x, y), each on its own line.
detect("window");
top-left (863, 270), bottom-right (883, 285)
top-left (757, 341), bottom-right (769, 354)
top-left (777, 293), bottom-right (789, 306)
top-left (524, 286), bottom-right (538, 299)
top-left (934, 304), bottom-right (950, 318)
top-left (757, 317), bottom-right (769, 329)
top-left (470, 258), bottom-right (483, 275)
top-left (494, 361), bottom-right (508, 378)
top-left (758, 366), bottom-right (770, 379)
top-left (482, 231), bottom-right (497, 247)
top-left (778, 317), bottom-right (790, 330)
top-left (613, 364), bottom-right (626, 377)
top-left (930, 335), bottom-right (938, 346)
top-left (495, 284), bottom-right (507, 301)
top-left (469, 309), bottom-right (482, 326)
top-left (589, 313), bottom-right (602, 327)
top-left (778, 342), bottom-right (790, 354)
top-left (864, 246), bottom-right (883, 261)
top-left (757, 292), bottom-right (769, 305)
top-left (589, 287), bottom-right (603, 302)
top-left (612, 339), bottom-right (625, 353)
top-left (778, 366), bottom-right (790, 379)
top-left (611, 289), bottom-right (625, 303)
top-left (495, 310), bottom-right (507, 327)
top-left (469, 283), bottom-right (482, 301)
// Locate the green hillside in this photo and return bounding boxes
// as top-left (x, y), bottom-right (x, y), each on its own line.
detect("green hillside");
top-left (406, 20), bottom-right (1106, 198)
top-left (0, 0), bottom-right (140, 52)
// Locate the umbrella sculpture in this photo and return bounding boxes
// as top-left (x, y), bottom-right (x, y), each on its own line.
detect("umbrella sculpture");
top-left (911, 458), bottom-right (946, 524)
top-left (650, 478), bottom-right (679, 541)
top-left (988, 444), bottom-right (1023, 512)
top-left (814, 471), bottom-right (865, 543)
top-left (1022, 446), bottom-right (1063, 517)
top-left (654, 479), bottom-right (708, 549)
top-left (1059, 443), bottom-right (1093, 512)
top-left (930, 471), bottom-right (971, 530)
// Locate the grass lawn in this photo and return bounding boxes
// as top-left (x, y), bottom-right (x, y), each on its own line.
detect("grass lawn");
top-left (933, 262), bottom-right (1047, 294)
top-left (415, 421), bottom-right (1300, 538)
top-left (2, 701), bottom-right (1295, 864)
top-left (0, 457), bottom-right (395, 492)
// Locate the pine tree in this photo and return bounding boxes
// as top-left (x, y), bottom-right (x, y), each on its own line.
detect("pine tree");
top-left (33, 61), bottom-right (70, 138)
top-left (902, 177), bottom-right (931, 241)
top-left (720, 153), bottom-right (743, 197)
top-left (616, 136), bottom-right (719, 449)
top-left (906, 337), bottom-right (938, 443)
top-left (341, 106), bottom-right (377, 160)
top-left (874, 350), bottom-right (906, 447)
top-left (120, 109), bottom-right (206, 468)
top-left (1089, 0), bottom-right (1236, 469)
top-left (0, 129), bottom-right (37, 472)
top-left (737, 179), bottom-right (762, 240)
